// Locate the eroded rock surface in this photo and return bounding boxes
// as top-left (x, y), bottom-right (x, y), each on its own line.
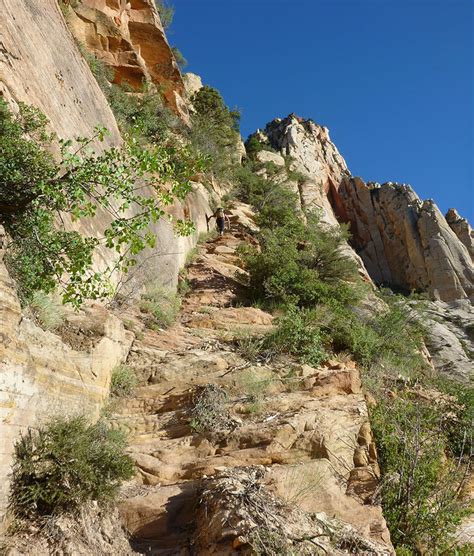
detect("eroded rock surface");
top-left (111, 207), bottom-right (394, 554)
top-left (0, 231), bottom-right (133, 528)
top-left (446, 208), bottom-right (474, 262)
top-left (336, 178), bottom-right (474, 302)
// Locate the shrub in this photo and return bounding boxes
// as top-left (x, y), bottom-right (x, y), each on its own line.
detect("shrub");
top-left (267, 305), bottom-right (327, 367)
top-left (154, 0), bottom-right (174, 29)
top-left (243, 214), bottom-right (359, 308)
top-left (139, 285), bottom-right (181, 329)
top-left (107, 84), bottom-right (181, 141)
top-left (171, 46), bottom-right (187, 69)
top-left (371, 395), bottom-right (469, 553)
top-left (29, 291), bottom-right (65, 331)
top-left (0, 99), bottom-right (201, 306)
top-left (234, 163), bottom-right (300, 230)
top-left (9, 416), bottom-right (134, 518)
top-left (110, 365), bottom-right (138, 397)
top-left (189, 384), bottom-right (235, 433)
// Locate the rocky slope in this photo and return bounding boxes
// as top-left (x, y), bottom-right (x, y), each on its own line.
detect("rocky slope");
top-left (0, 1), bottom-right (472, 552)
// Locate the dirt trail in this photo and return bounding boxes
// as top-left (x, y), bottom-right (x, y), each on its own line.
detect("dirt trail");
top-left (112, 206), bottom-right (394, 555)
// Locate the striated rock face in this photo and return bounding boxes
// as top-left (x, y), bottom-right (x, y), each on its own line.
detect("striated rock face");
top-left (446, 208), bottom-right (474, 262)
top-left (66, 0), bottom-right (189, 120)
top-left (336, 177), bottom-right (474, 302)
top-left (0, 0), bottom-right (120, 147)
top-left (0, 229), bottom-right (133, 528)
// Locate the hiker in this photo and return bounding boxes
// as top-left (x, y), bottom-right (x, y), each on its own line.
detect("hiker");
top-left (207, 207), bottom-right (230, 236)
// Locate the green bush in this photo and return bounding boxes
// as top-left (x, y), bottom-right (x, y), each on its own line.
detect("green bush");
top-left (267, 305), bottom-right (327, 366)
top-left (189, 86), bottom-right (241, 179)
top-left (9, 416), bottom-right (134, 518)
top-left (234, 163), bottom-right (300, 230)
top-left (243, 214), bottom-right (359, 308)
top-left (107, 84), bottom-right (181, 141)
top-left (371, 395), bottom-right (469, 553)
top-left (111, 365), bottom-right (138, 397)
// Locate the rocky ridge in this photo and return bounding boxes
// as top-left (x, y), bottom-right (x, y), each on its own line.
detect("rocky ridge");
top-left (251, 114), bottom-right (473, 381)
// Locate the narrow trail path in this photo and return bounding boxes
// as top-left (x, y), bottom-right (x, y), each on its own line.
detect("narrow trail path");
top-left (112, 206), bottom-right (393, 554)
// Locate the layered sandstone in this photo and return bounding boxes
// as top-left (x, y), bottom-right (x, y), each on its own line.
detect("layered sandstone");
top-left (65, 0), bottom-right (189, 120)
top-left (0, 227), bottom-right (133, 528)
top-left (113, 207), bottom-right (393, 553)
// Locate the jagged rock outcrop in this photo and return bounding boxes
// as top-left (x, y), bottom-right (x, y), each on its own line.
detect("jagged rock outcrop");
top-left (336, 177), bottom-right (474, 302)
top-left (250, 114), bottom-right (350, 221)
top-left (422, 299), bottom-right (474, 381)
top-left (446, 208), bottom-right (474, 262)
top-left (66, 0), bottom-right (189, 120)
top-left (251, 115), bottom-right (474, 305)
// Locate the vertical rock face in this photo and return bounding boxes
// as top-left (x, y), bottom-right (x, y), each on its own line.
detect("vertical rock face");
top-left (66, 0), bottom-right (189, 120)
top-left (0, 0), bottom-right (120, 146)
top-left (446, 208), bottom-right (474, 262)
top-left (251, 115), bottom-right (474, 303)
top-left (336, 178), bottom-right (474, 302)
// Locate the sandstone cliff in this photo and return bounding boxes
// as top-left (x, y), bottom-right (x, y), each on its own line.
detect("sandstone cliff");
top-left (251, 114), bottom-right (474, 304)
top-left (64, 0), bottom-right (189, 120)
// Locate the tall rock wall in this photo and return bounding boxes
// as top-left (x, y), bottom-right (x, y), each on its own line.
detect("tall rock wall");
top-left (0, 0), bottom-right (121, 147)
top-left (336, 177), bottom-right (474, 302)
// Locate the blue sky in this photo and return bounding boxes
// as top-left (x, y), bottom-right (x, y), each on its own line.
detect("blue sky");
top-left (169, 0), bottom-right (473, 221)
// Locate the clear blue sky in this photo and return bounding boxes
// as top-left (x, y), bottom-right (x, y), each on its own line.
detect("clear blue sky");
top-left (169, 0), bottom-right (473, 221)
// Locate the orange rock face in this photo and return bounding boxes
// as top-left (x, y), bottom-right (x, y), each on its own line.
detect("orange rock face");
top-left (67, 0), bottom-right (189, 120)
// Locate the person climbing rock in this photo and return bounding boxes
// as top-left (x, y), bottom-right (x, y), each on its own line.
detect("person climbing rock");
top-left (206, 207), bottom-right (230, 236)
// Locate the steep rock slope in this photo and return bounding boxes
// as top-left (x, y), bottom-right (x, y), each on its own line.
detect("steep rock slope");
top-left (0, 0), bottom-right (120, 146)
top-left (66, 0), bottom-right (188, 119)
top-left (112, 207), bottom-right (394, 554)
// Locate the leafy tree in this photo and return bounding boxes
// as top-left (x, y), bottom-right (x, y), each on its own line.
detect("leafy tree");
top-left (0, 99), bottom-right (203, 307)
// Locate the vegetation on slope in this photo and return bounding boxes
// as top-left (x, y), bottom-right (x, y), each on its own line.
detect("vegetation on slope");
top-left (9, 416), bottom-right (134, 519)
top-left (0, 95), bottom-right (204, 307)
top-left (233, 152), bottom-right (472, 555)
